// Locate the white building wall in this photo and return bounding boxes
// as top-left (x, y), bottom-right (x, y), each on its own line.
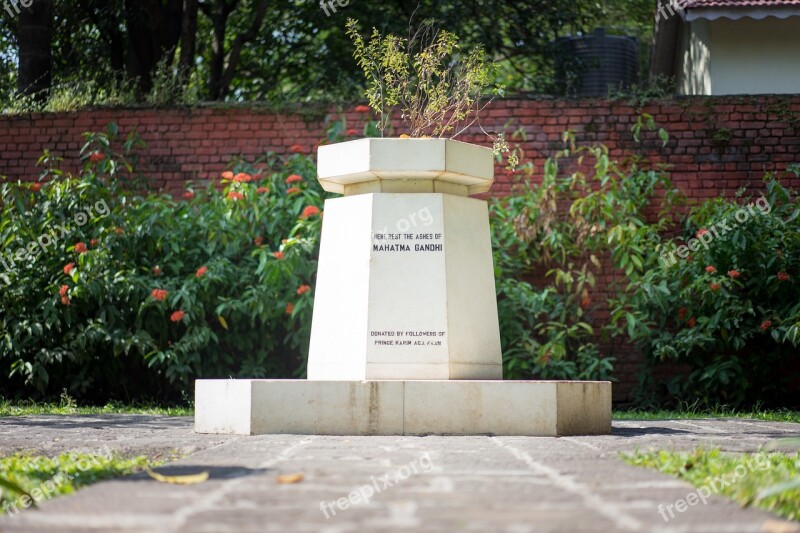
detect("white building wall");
top-left (709, 17), bottom-right (800, 95)
top-left (677, 16), bottom-right (800, 95)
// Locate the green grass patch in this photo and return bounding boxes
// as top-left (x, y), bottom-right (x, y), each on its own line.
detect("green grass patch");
top-left (614, 407), bottom-right (800, 424)
top-left (0, 451), bottom-right (158, 516)
top-left (0, 396), bottom-right (193, 417)
top-left (622, 448), bottom-right (800, 521)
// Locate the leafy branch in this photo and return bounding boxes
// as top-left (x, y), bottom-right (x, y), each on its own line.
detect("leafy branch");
top-left (345, 18), bottom-right (501, 139)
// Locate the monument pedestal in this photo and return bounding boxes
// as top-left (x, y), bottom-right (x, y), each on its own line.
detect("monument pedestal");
top-left (195, 138), bottom-right (611, 437)
top-left (307, 192), bottom-right (502, 381)
top-left (195, 379), bottom-right (611, 436)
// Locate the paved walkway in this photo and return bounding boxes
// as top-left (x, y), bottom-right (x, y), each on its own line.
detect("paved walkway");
top-left (0, 416), bottom-right (799, 532)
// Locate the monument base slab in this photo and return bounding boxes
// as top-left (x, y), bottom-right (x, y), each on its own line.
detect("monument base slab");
top-left (194, 379), bottom-right (611, 437)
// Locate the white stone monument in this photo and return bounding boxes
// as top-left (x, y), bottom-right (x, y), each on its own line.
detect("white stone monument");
top-left (195, 138), bottom-right (611, 436)
top-left (308, 139), bottom-right (502, 381)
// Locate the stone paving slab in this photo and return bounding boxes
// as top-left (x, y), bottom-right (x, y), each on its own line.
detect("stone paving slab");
top-left (0, 416), bottom-right (798, 532)
top-left (0, 415), bottom-right (240, 458)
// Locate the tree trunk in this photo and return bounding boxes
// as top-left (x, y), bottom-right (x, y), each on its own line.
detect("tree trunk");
top-left (205, 0), bottom-right (268, 100)
top-left (180, 0), bottom-right (199, 76)
top-left (123, 0), bottom-right (183, 95)
top-left (206, 1), bottom-right (231, 100)
top-left (124, 0), bottom-right (155, 94)
top-left (218, 0), bottom-right (269, 97)
top-left (18, 0), bottom-right (54, 101)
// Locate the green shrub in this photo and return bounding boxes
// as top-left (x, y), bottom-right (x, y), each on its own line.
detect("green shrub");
top-left (491, 124), bottom-right (678, 382)
top-left (345, 18), bottom-right (498, 137)
top-left (0, 125), bottom-right (323, 402)
top-left (615, 176), bottom-right (800, 407)
top-left (492, 117), bottom-right (799, 407)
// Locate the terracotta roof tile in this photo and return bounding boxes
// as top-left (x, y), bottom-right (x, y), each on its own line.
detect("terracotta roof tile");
top-left (686, 0), bottom-right (800, 6)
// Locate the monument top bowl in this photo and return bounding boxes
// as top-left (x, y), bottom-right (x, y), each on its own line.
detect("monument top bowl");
top-left (317, 138), bottom-right (494, 197)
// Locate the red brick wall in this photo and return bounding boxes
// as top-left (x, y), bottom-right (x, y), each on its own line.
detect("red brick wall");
top-left (2, 96), bottom-right (799, 402)
top-left (3, 97), bottom-right (798, 194)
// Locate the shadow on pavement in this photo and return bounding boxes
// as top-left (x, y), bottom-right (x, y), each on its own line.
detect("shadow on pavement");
top-left (0, 415), bottom-right (191, 430)
top-left (612, 426), bottom-right (694, 437)
top-left (119, 465), bottom-right (268, 482)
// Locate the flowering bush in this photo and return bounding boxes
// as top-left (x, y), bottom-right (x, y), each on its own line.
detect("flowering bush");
top-left (493, 117), bottom-right (799, 407)
top-left (615, 177), bottom-right (800, 407)
top-left (0, 126), bottom-right (324, 402)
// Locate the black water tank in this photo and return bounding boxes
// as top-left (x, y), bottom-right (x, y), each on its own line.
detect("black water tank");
top-left (554, 28), bottom-right (639, 97)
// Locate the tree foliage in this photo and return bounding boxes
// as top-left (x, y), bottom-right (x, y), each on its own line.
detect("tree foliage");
top-left (0, 0), bottom-right (655, 108)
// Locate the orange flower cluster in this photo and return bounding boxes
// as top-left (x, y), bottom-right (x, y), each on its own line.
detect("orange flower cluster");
top-left (301, 206), bottom-right (320, 219)
top-left (705, 265), bottom-right (716, 273)
top-left (75, 242), bottom-right (88, 254)
top-left (727, 270), bottom-right (741, 279)
top-left (31, 183), bottom-right (42, 192)
top-left (761, 319), bottom-right (772, 331)
top-left (677, 307), bottom-right (697, 329)
top-left (89, 152), bottom-right (105, 163)
top-left (355, 105), bottom-right (371, 113)
top-left (777, 272), bottom-right (791, 282)
top-left (273, 251), bottom-right (285, 260)
top-left (170, 310), bottom-right (185, 323)
top-left (151, 289), bottom-right (168, 301)
top-left (287, 187), bottom-right (301, 195)
top-left (183, 191), bottom-right (195, 200)
top-left (64, 263), bottom-right (75, 275)
top-left (256, 187), bottom-right (270, 194)
top-left (233, 173), bottom-right (253, 183)
top-left (59, 285), bottom-right (70, 306)
top-left (285, 302), bottom-right (294, 314)
top-left (196, 266), bottom-right (208, 278)
top-left (289, 144), bottom-right (304, 153)
top-left (285, 174), bottom-right (303, 184)
top-left (297, 285), bottom-right (311, 295)
top-left (228, 191), bottom-right (244, 201)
